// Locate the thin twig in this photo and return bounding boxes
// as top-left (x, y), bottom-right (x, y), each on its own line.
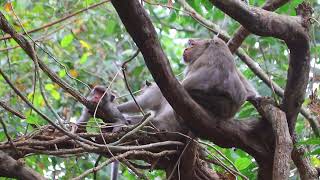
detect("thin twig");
top-left (72, 150), bottom-right (176, 180)
top-left (0, 100), bottom-right (26, 119)
top-left (0, 0), bottom-right (111, 41)
top-left (110, 113), bottom-right (151, 145)
top-left (121, 50), bottom-right (145, 115)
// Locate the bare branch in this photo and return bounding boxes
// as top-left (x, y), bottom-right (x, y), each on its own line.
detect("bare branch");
top-left (0, 100), bottom-right (26, 119)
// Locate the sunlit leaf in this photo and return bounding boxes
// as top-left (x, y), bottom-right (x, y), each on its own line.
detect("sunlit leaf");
top-left (59, 70), bottom-right (66, 78)
top-left (26, 114), bottom-right (40, 125)
top-left (70, 69), bottom-right (79, 78)
top-left (311, 156), bottom-right (320, 167)
top-left (4, 2), bottom-right (13, 12)
top-left (50, 90), bottom-right (61, 100)
top-left (235, 157), bottom-right (252, 170)
top-left (80, 52), bottom-right (92, 64)
top-left (45, 84), bottom-right (55, 91)
top-left (60, 34), bottom-right (74, 48)
top-left (79, 40), bottom-right (91, 49)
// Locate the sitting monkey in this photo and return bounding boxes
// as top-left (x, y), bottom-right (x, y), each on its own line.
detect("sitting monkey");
top-left (182, 37), bottom-right (257, 119)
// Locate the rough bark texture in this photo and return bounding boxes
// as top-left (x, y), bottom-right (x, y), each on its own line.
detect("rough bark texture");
top-left (260, 102), bottom-right (292, 179)
top-left (0, 151), bottom-right (44, 180)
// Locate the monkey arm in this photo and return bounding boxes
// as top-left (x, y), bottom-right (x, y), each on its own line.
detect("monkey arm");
top-left (76, 108), bottom-right (91, 125)
top-left (117, 84), bottom-right (163, 113)
top-left (236, 69), bottom-right (259, 100)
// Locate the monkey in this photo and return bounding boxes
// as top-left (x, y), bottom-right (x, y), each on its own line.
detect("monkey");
top-left (182, 37), bottom-right (258, 120)
top-left (89, 37), bottom-right (258, 179)
top-left (117, 37), bottom-right (258, 134)
top-left (74, 86), bottom-right (125, 180)
top-left (75, 86), bottom-right (127, 132)
top-left (117, 81), bottom-right (184, 132)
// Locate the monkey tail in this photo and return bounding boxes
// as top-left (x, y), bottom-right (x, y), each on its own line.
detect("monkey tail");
top-left (111, 161), bottom-right (119, 180)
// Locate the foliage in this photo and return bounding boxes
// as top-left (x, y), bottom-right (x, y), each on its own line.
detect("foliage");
top-left (0, 0), bottom-right (319, 179)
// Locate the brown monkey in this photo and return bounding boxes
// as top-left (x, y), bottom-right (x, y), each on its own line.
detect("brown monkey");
top-left (182, 37), bottom-right (257, 119)
top-left (75, 86), bottom-right (124, 180)
top-left (75, 86), bottom-right (127, 132)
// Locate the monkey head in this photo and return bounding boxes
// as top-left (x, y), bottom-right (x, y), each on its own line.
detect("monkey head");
top-left (87, 86), bottom-right (115, 106)
top-left (182, 37), bottom-right (231, 65)
top-left (183, 39), bottom-right (210, 64)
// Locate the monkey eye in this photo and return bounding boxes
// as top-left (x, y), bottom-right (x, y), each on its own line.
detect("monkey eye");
top-left (188, 39), bottom-right (196, 47)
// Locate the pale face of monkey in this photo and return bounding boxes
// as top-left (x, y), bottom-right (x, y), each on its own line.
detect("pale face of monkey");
top-left (182, 39), bottom-right (209, 64)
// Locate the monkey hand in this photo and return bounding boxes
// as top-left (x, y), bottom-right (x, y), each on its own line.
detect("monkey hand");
top-left (70, 123), bottom-right (86, 133)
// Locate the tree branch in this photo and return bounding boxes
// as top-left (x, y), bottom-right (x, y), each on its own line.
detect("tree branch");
top-left (228, 0), bottom-right (290, 53)
top-left (177, 0), bottom-right (319, 135)
top-left (0, 151), bottom-right (44, 180)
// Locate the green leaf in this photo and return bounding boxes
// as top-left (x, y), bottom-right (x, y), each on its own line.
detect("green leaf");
top-left (235, 157), bottom-right (252, 170)
top-left (308, 148), bottom-right (320, 156)
top-left (58, 70), bottom-right (66, 78)
top-left (86, 118), bottom-right (103, 133)
top-left (60, 34), bottom-right (74, 48)
top-left (106, 20), bottom-right (116, 35)
top-left (202, 0), bottom-right (213, 11)
top-left (297, 138), bottom-right (320, 145)
top-left (80, 52), bottom-right (91, 64)
top-left (45, 84), bottom-right (55, 91)
top-left (50, 90), bottom-right (61, 100)
top-left (132, 65), bottom-right (144, 77)
top-left (26, 114), bottom-right (40, 125)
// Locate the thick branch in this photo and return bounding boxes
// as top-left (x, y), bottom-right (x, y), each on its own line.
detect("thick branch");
top-left (228, 0), bottom-right (290, 53)
top-left (236, 51), bottom-right (319, 136)
top-left (111, 0), bottom-right (213, 140)
top-left (260, 102), bottom-right (292, 179)
top-left (0, 100), bottom-right (26, 119)
top-left (0, 151), bottom-right (44, 180)
top-left (292, 146), bottom-right (319, 180)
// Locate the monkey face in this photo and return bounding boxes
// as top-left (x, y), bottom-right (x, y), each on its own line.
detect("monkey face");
top-left (88, 86), bottom-right (115, 105)
top-left (183, 39), bottom-right (210, 64)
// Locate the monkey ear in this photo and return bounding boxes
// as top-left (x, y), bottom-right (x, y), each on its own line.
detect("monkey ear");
top-left (145, 80), bottom-right (152, 87)
top-left (110, 94), bottom-right (116, 102)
